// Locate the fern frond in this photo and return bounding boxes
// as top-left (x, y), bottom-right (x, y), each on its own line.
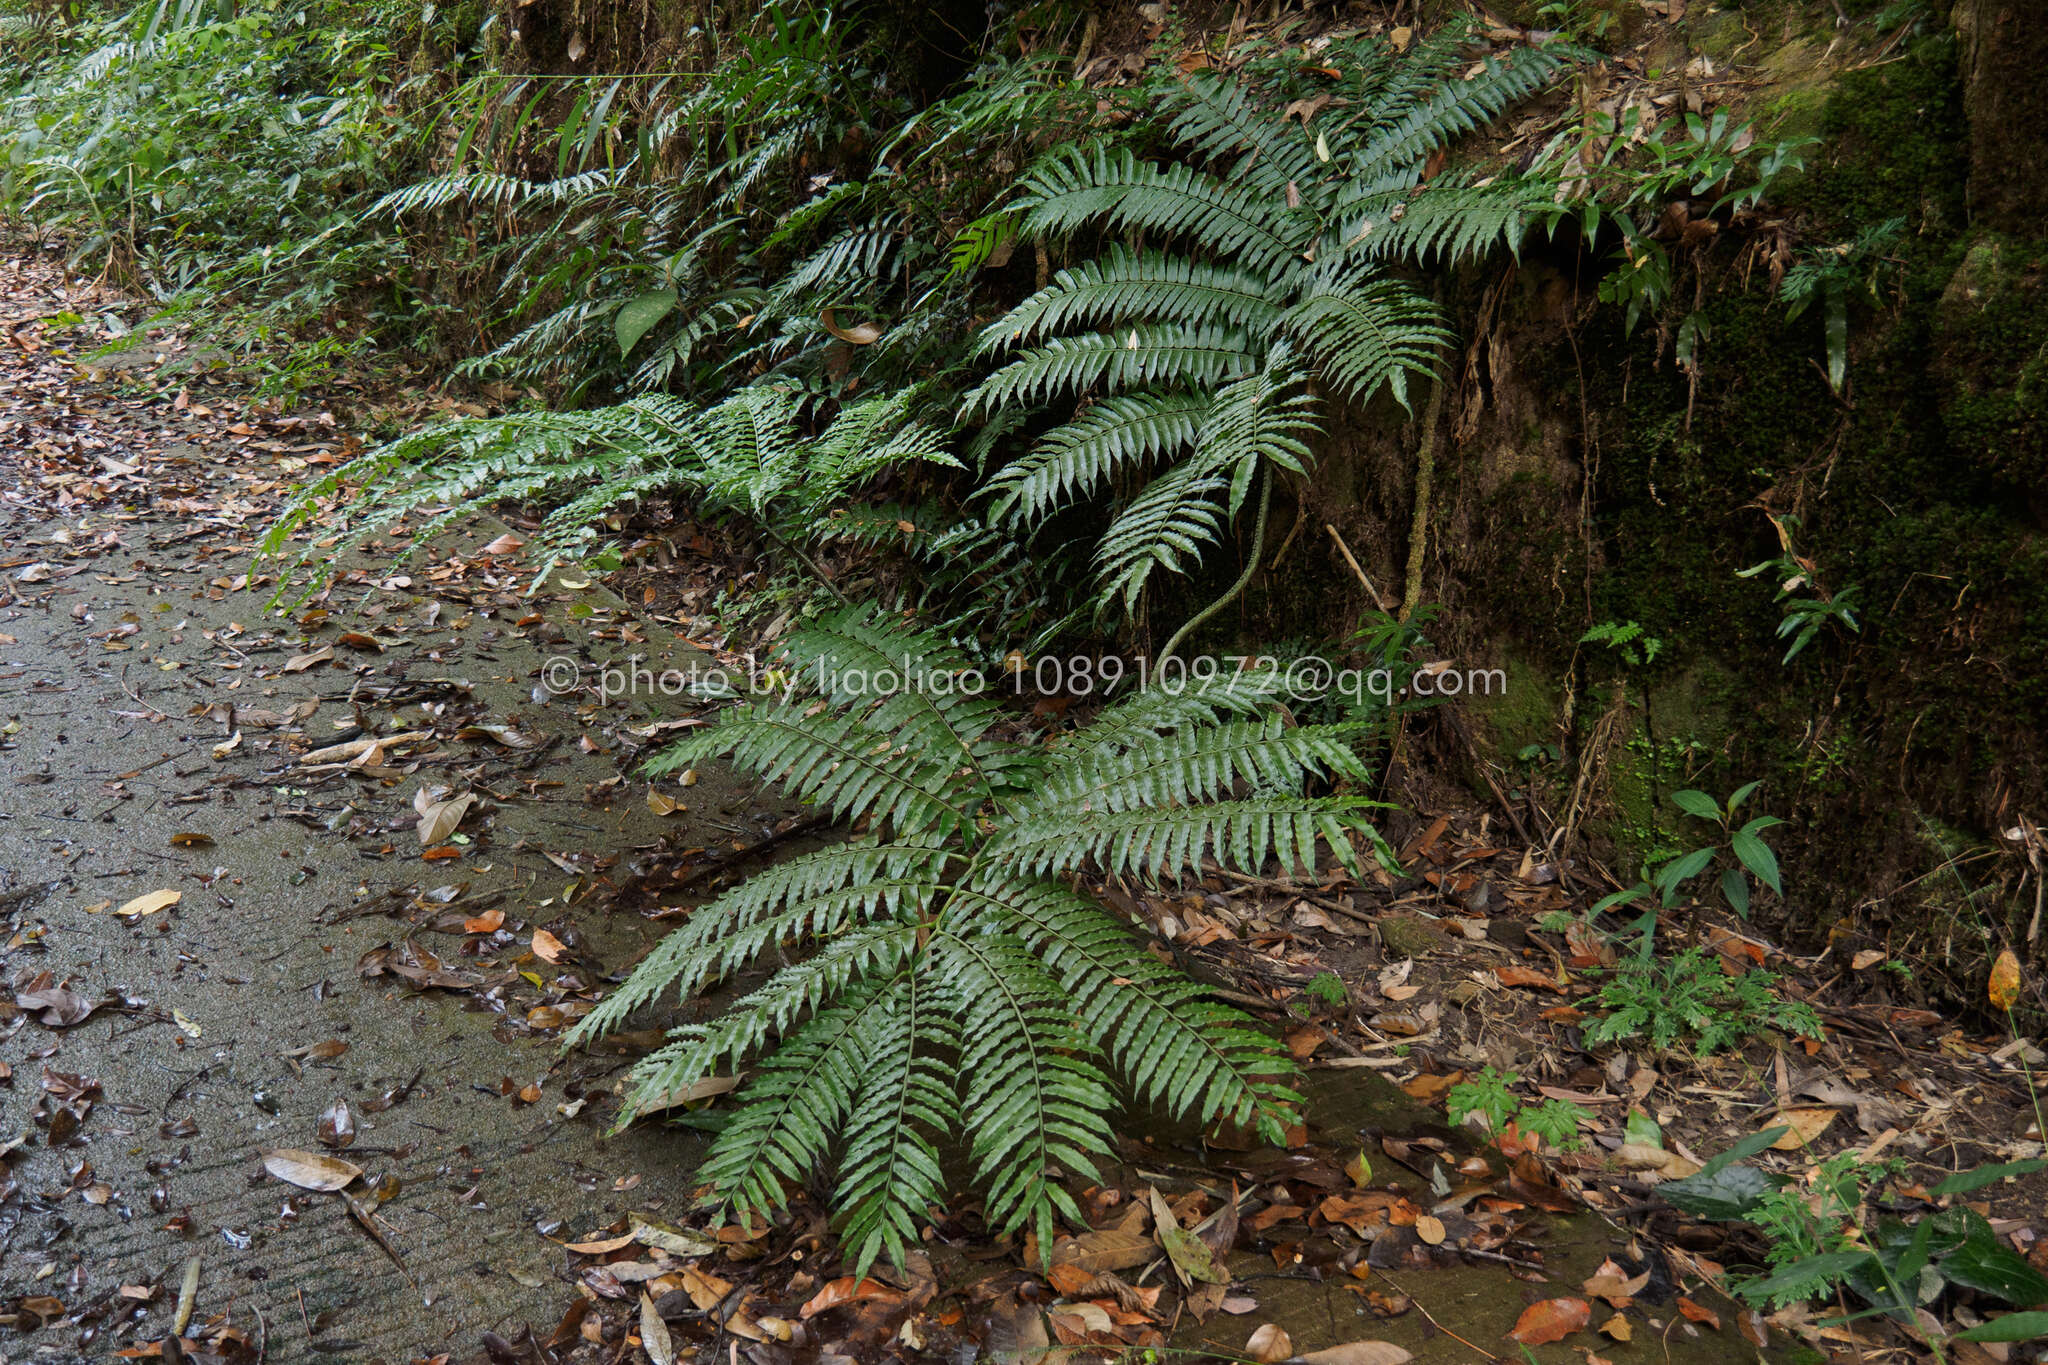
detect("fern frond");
top-left (617, 921), bottom-right (921, 1116)
top-left (834, 972), bottom-right (958, 1276)
top-left (562, 840), bottom-right (951, 1050)
top-left (983, 390), bottom-right (1211, 526)
top-left (1016, 144), bottom-right (1306, 274)
top-left (1330, 174), bottom-right (1553, 265)
top-left (986, 793), bottom-right (1378, 881)
top-left (693, 976), bottom-right (900, 1222)
top-left (773, 605), bottom-right (1021, 801)
top-left (650, 694), bottom-right (975, 837)
top-left (1060, 670), bottom-right (1291, 757)
top-left (1282, 272), bottom-right (1449, 409)
top-left (1016, 717), bottom-right (1370, 819)
top-left (947, 879), bottom-right (1299, 1136)
top-left (975, 246), bottom-right (1282, 355)
top-left (1088, 354), bottom-right (1320, 610)
top-left (963, 324), bottom-right (1258, 416)
top-left (1090, 456), bottom-right (1234, 613)
top-left (1347, 44), bottom-right (1567, 176)
top-left (934, 932), bottom-right (1109, 1252)
top-left (1162, 71), bottom-right (1324, 200)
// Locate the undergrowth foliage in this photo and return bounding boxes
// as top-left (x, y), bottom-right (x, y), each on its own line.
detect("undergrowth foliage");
top-left (563, 609), bottom-right (1386, 1273)
top-left (259, 385), bottom-right (957, 599)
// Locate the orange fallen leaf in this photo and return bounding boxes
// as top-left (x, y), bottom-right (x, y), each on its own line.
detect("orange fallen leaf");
top-left (1675, 1297), bottom-right (1721, 1330)
top-left (1495, 965), bottom-right (1566, 993)
top-left (1508, 1298), bottom-right (1591, 1346)
top-left (533, 929), bottom-right (569, 962)
top-left (799, 1277), bottom-right (902, 1320)
top-left (463, 909), bottom-right (505, 933)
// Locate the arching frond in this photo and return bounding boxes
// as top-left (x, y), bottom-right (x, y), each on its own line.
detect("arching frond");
top-left (1347, 44), bottom-right (1569, 175)
top-left (1016, 144), bottom-right (1306, 274)
top-left (936, 932), bottom-right (1111, 1252)
top-left (1282, 272), bottom-right (1449, 409)
top-left (983, 390), bottom-right (1211, 526)
top-left (1017, 717), bottom-right (1370, 819)
top-left (987, 793), bottom-right (1378, 882)
top-left (833, 973), bottom-right (958, 1276)
top-left (963, 324), bottom-right (1259, 416)
top-left (1163, 71), bottom-right (1326, 200)
top-left (976, 246), bottom-right (1283, 355)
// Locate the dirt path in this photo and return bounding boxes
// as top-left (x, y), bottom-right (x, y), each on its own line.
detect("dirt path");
top-left (0, 242), bottom-right (771, 1359)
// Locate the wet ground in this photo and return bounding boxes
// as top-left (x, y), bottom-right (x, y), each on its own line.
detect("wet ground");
top-left (0, 246), bottom-right (778, 1358)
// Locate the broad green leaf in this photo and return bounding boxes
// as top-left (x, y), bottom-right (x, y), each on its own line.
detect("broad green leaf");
top-left (1726, 780), bottom-right (1761, 811)
top-left (1954, 1312), bottom-right (2048, 1343)
top-left (1660, 1162), bottom-right (1781, 1221)
top-left (616, 289), bottom-right (678, 358)
top-left (1743, 1251), bottom-right (1874, 1305)
top-left (1720, 867), bottom-right (1751, 919)
top-left (1730, 829), bottom-right (1781, 895)
top-left (1931, 1157), bottom-right (2048, 1196)
top-left (1700, 1126), bottom-right (1791, 1177)
top-left (1670, 789), bottom-right (1721, 820)
top-left (1939, 1217), bottom-right (2048, 1306)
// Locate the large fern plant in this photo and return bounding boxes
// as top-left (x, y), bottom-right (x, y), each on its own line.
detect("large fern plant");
top-left (965, 35), bottom-right (1568, 636)
top-left (565, 608), bottom-right (1382, 1272)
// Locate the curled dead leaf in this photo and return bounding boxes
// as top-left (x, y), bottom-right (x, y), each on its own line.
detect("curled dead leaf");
top-left (260, 1148), bottom-right (363, 1192)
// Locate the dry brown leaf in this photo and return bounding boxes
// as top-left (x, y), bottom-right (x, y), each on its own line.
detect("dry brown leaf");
top-left (1767, 1107), bottom-right (1838, 1148)
top-left (260, 1148), bottom-right (362, 1192)
top-left (1245, 1323), bottom-right (1293, 1363)
top-left (799, 1276), bottom-right (902, 1320)
top-left (532, 929), bottom-right (569, 963)
top-left (1414, 1214), bottom-right (1446, 1245)
top-left (1508, 1298), bottom-right (1592, 1345)
top-left (1989, 949), bottom-right (2022, 1011)
top-left (1297, 1343), bottom-right (1413, 1365)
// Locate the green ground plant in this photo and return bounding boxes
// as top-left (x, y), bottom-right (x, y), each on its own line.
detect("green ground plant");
top-left (1579, 947), bottom-right (1822, 1053)
top-left (563, 608), bottom-right (1389, 1273)
top-left (1447, 1066), bottom-right (1593, 1150)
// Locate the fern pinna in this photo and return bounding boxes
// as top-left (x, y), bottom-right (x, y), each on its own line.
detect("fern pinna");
top-left (565, 608), bottom-right (1383, 1273)
top-left (966, 33), bottom-right (1569, 628)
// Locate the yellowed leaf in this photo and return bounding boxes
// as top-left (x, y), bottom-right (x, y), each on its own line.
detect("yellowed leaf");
top-left (1767, 1107), bottom-right (1838, 1148)
top-left (1989, 949), bottom-right (2022, 1012)
top-left (115, 889), bottom-right (180, 918)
